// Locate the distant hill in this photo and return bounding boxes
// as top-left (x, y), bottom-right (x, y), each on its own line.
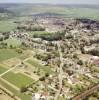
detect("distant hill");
top-left (57, 4), bottom-right (99, 9)
top-left (0, 3), bottom-right (99, 20)
top-left (32, 12), bottom-right (66, 17)
top-left (0, 7), bottom-right (10, 13)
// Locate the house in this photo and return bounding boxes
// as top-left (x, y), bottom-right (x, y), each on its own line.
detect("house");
top-left (91, 56), bottom-right (99, 66)
top-left (93, 59), bottom-right (99, 66)
top-left (32, 93), bottom-right (41, 100)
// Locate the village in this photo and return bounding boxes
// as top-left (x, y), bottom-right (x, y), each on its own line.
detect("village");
top-left (0, 15), bottom-right (99, 100)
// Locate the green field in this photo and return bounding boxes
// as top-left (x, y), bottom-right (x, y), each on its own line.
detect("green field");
top-left (4, 38), bottom-right (22, 47)
top-left (62, 8), bottom-right (99, 20)
top-left (2, 72), bottom-right (34, 88)
top-left (91, 66), bottom-right (99, 73)
top-left (0, 65), bottom-right (7, 74)
top-left (27, 59), bottom-right (53, 74)
top-left (0, 79), bottom-right (31, 100)
top-left (28, 31), bottom-right (52, 36)
top-left (0, 49), bottom-right (20, 62)
top-left (0, 21), bottom-right (16, 32)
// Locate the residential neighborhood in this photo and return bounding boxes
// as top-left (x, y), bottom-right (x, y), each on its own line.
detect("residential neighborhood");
top-left (0, 2), bottom-right (99, 100)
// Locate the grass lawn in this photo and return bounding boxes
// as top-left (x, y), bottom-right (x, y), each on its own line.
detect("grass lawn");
top-left (0, 49), bottom-right (20, 62)
top-left (3, 38), bottom-right (22, 47)
top-left (28, 31), bottom-right (52, 36)
top-left (0, 65), bottom-right (7, 74)
top-left (0, 79), bottom-right (31, 100)
top-left (91, 66), bottom-right (99, 73)
top-left (0, 21), bottom-right (16, 32)
top-left (27, 59), bottom-right (53, 74)
top-left (2, 72), bottom-right (34, 88)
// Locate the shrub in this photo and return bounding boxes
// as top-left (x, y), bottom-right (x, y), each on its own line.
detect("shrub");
top-left (20, 86), bottom-right (27, 93)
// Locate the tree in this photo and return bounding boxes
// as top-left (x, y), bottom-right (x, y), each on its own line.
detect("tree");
top-left (16, 48), bottom-right (23, 54)
top-left (20, 86), bottom-right (27, 93)
top-left (10, 45), bottom-right (13, 49)
top-left (45, 73), bottom-right (49, 77)
top-left (0, 37), bottom-right (3, 41)
top-left (39, 77), bottom-right (45, 81)
top-left (77, 60), bottom-right (83, 65)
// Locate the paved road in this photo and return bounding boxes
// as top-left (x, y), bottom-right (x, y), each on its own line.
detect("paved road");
top-left (54, 41), bottom-right (64, 100)
top-left (73, 84), bottom-right (99, 100)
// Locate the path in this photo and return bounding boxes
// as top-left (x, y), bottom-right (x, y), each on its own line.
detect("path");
top-left (0, 56), bottom-right (32, 77)
top-left (54, 41), bottom-right (64, 100)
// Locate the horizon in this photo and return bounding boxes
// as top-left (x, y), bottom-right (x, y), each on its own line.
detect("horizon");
top-left (0, 2), bottom-right (99, 5)
top-left (0, 0), bottom-right (99, 5)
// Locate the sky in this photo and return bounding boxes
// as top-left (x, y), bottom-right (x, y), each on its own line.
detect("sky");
top-left (0, 0), bottom-right (99, 4)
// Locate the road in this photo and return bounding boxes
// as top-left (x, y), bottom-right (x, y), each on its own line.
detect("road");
top-left (54, 41), bottom-right (64, 100)
top-left (73, 84), bottom-right (99, 100)
top-left (0, 56), bottom-right (32, 77)
top-left (48, 85), bottom-right (58, 92)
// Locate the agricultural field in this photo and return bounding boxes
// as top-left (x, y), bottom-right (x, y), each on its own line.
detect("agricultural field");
top-left (5, 4), bottom-right (99, 20)
top-left (0, 49), bottom-right (20, 62)
top-left (2, 72), bottom-right (34, 88)
top-left (0, 21), bottom-right (16, 32)
top-left (0, 65), bottom-right (7, 74)
top-left (33, 7), bottom-right (99, 20)
top-left (63, 8), bottom-right (99, 20)
top-left (0, 79), bottom-right (31, 100)
top-left (27, 59), bottom-right (53, 74)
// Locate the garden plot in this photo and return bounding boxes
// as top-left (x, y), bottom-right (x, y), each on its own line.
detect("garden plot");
top-left (2, 72), bottom-right (34, 88)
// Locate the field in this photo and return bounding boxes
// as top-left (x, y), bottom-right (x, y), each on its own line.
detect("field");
top-left (0, 79), bottom-right (31, 100)
top-left (2, 72), bottom-right (34, 88)
top-left (0, 49), bottom-right (20, 62)
top-left (0, 65), bottom-right (7, 74)
top-left (6, 5), bottom-right (99, 20)
top-left (27, 59), bottom-right (53, 74)
top-left (62, 8), bottom-right (99, 20)
top-left (0, 21), bottom-right (16, 32)
top-left (15, 6), bottom-right (99, 20)
top-left (32, 7), bottom-right (99, 20)
top-left (3, 38), bottom-right (22, 47)
top-left (37, 7), bottom-right (99, 20)
top-left (1, 4), bottom-right (99, 21)
top-left (28, 31), bottom-right (52, 35)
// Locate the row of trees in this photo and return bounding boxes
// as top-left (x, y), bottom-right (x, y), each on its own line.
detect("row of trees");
top-left (17, 25), bottom-right (45, 31)
top-left (0, 34), bottom-right (9, 41)
top-left (33, 31), bottom-right (65, 41)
